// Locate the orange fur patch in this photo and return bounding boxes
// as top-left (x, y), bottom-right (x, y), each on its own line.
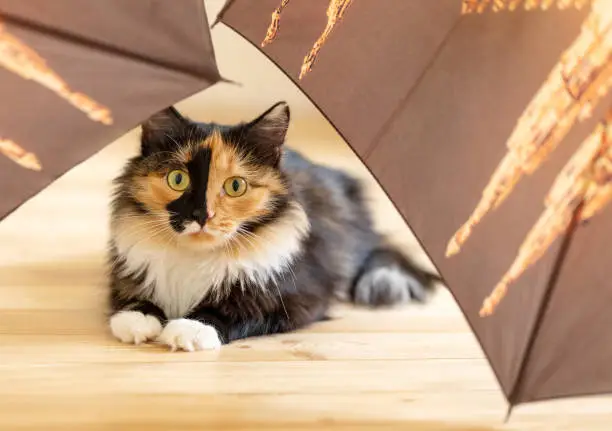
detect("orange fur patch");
top-left (204, 130), bottom-right (287, 238)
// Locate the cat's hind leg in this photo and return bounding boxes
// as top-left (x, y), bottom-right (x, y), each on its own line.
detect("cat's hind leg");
top-left (350, 247), bottom-right (441, 307)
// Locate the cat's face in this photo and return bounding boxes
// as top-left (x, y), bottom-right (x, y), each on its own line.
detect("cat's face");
top-left (113, 102), bottom-right (291, 251)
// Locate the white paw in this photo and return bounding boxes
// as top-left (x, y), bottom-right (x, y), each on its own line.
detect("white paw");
top-left (110, 311), bottom-right (163, 345)
top-left (157, 319), bottom-right (221, 352)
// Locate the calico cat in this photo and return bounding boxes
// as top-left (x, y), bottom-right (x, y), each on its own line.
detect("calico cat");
top-left (107, 102), bottom-right (440, 351)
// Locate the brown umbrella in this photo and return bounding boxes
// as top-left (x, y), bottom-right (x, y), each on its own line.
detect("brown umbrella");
top-left (0, 0), bottom-right (222, 220)
top-left (215, 0), bottom-right (612, 411)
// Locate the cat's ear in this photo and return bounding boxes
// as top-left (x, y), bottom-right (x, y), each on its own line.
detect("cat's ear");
top-left (140, 106), bottom-right (187, 157)
top-left (244, 102), bottom-right (290, 166)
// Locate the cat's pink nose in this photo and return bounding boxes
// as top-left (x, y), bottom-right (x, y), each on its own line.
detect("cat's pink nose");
top-left (207, 209), bottom-right (215, 219)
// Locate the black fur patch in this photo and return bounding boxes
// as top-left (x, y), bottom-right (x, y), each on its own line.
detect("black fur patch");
top-left (167, 147), bottom-right (212, 232)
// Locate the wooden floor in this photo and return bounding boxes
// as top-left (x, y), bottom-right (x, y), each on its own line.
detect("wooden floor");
top-left (1, 3), bottom-right (611, 429)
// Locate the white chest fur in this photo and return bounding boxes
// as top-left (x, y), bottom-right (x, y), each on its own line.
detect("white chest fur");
top-left (112, 203), bottom-right (310, 319)
top-left (119, 245), bottom-right (230, 318)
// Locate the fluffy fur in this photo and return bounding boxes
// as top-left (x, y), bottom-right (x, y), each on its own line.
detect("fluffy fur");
top-left (107, 102), bottom-right (440, 351)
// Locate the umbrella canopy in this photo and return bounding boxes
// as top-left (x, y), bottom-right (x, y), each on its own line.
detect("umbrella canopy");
top-left (0, 0), bottom-right (222, 220)
top-left (216, 0), bottom-right (612, 408)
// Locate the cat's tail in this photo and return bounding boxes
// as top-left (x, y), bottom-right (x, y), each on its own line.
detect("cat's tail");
top-left (350, 247), bottom-right (443, 307)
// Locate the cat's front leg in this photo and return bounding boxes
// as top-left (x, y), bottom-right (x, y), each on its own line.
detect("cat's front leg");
top-left (157, 318), bottom-right (222, 352)
top-left (157, 307), bottom-right (225, 352)
top-left (157, 294), bottom-right (328, 352)
top-left (109, 300), bottom-right (166, 345)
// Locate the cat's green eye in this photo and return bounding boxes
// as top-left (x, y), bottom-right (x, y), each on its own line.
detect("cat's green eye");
top-left (223, 176), bottom-right (247, 197)
top-left (167, 169), bottom-right (190, 192)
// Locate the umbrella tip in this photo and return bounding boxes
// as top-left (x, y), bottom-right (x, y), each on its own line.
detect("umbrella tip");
top-left (504, 405), bottom-right (514, 423)
top-left (219, 76), bottom-right (242, 87)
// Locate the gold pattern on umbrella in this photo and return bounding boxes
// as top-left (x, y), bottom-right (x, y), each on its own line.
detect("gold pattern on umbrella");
top-left (263, 0), bottom-right (593, 78)
top-left (448, 0), bottom-right (612, 258)
top-left (481, 109), bottom-right (612, 316)
top-left (261, 0), bottom-right (354, 79)
top-left (0, 18), bottom-right (113, 170)
top-left (0, 138), bottom-right (42, 171)
top-left (461, 0), bottom-right (592, 13)
top-left (261, 0), bottom-right (292, 48)
top-left (450, 0), bottom-right (612, 316)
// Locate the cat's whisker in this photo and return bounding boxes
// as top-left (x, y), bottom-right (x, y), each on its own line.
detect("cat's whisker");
top-left (221, 236), bottom-right (231, 258)
top-left (272, 274), bottom-right (290, 321)
top-left (117, 226), bottom-right (168, 245)
top-left (114, 208), bottom-right (179, 233)
top-left (232, 235), bottom-right (252, 255)
top-left (114, 216), bottom-right (167, 227)
top-left (235, 229), bottom-right (259, 252)
top-left (187, 126), bottom-right (196, 151)
top-left (283, 261), bottom-right (299, 294)
top-left (159, 227), bottom-right (178, 249)
top-left (164, 133), bottom-right (181, 153)
top-left (113, 210), bottom-right (170, 223)
top-left (129, 227), bottom-right (170, 246)
top-left (116, 219), bottom-right (172, 240)
top-left (143, 150), bottom-right (179, 160)
top-left (236, 227), bottom-right (260, 242)
top-left (126, 224), bottom-right (174, 250)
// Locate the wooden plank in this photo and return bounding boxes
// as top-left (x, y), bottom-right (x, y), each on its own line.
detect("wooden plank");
top-left (0, 332), bottom-right (484, 363)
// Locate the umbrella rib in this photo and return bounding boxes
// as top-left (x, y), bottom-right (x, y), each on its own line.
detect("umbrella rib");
top-left (361, 15), bottom-right (464, 161)
top-left (0, 11), bottom-right (220, 82)
top-left (506, 202), bottom-right (583, 406)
